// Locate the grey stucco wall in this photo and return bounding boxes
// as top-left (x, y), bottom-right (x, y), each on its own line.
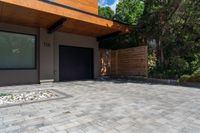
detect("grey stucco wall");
top-left (39, 28), bottom-right (54, 81)
top-left (0, 23), bottom-right (99, 86)
top-left (0, 23), bottom-right (39, 86)
top-left (54, 32), bottom-right (99, 81)
top-left (39, 29), bottom-right (99, 82)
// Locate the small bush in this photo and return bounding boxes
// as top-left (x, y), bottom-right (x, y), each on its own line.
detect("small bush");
top-left (148, 52), bottom-right (157, 72)
top-left (190, 68), bottom-right (200, 82)
top-left (179, 68), bottom-right (200, 83)
top-left (0, 93), bottom-right (10, 97)
top-left (179, 75), bottom-right (191, 83)
top-left (192, 68), bottom-right (200, 77)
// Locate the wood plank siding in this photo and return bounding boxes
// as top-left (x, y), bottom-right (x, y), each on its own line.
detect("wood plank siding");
top-left (0, 0), bottom-right (129, 37)
top-left (54, 0), bottom-right (98, 15)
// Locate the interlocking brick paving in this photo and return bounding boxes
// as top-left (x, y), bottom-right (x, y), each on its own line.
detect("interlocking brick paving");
top-left (0, 81), bottom-right (200, 133)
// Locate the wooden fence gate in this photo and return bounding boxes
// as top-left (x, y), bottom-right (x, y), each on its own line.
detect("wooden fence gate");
top-left (100, 46), bottom-right (148, 77)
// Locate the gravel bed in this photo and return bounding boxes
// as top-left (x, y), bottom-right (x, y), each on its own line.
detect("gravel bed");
top-left (0, 90), bottom-right (58, 105)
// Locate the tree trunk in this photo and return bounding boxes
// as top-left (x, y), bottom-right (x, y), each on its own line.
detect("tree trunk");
top-left (156, 39), bottom-right (161, 65)
top-left (160, 43), bottom-right (164, 64)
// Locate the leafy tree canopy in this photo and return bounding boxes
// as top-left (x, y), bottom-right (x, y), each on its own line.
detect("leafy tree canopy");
top-left (114, 0), bottom-right (144, 25)
top-left (98, 6), bottom-right (114, 19)
top-left (99, 0), bottom-right (200, 79)
top-left (139, 0), bottom-right (200, 78)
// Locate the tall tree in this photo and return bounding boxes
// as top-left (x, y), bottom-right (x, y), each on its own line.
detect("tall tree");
top-left (114, 0), bottom-right (144, 25)
top-left (99, 0), bottom-right (200, 79)
top-left (137, 0), bottom-right (183, 64)
top-left (138, 0), bottom-right (200, 78)
top-left (98, 6), bottom-right (114, 19)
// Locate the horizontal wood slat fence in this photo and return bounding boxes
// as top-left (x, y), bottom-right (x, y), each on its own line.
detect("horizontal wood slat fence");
top-left (100, 46), bottom-right (148, 77)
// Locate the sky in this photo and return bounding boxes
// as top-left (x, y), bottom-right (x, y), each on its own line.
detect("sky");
top-left (98, 0), bottom-right (119, 11)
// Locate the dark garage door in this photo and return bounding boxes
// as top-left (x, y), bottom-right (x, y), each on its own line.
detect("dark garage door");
top-left (59, 45), bottom-right (94, 81)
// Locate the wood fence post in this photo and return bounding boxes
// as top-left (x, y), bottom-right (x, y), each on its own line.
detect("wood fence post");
top-left (116, 50), bottom-right (118, 76)
top-left (145, 46), bottom-right (148, 77)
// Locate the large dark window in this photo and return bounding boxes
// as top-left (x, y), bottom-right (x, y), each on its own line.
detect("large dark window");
top-left (0, 31), bottom-right (36, 69)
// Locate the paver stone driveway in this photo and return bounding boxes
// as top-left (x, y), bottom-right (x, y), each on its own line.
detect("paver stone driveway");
top-left (0, 81), bottom-right (200, 133)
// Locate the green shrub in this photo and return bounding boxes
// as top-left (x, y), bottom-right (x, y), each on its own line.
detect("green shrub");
top-left (190, 54), bottom-right (200, 73)
top-left (0, 93), bottom-right (10, 97)
top-left (148, 52), bottom-right (157, 72)
top-left (179, 68), bottom-right (200, 83)
top-left (192, 68), bottom-right (200, 77)
top-left (169, 56), bottom-right (189, 76)
top-left (190, 68), bottom-right (200, 82)
top-left (179, 75), bottom-right (191, 83)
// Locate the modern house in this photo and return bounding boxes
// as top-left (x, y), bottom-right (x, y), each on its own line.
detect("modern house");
top-left (0, 0), bottom-right (129, 86)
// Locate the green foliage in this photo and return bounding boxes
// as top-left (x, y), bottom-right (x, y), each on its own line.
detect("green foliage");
top-left (190, 68), bottom-right (200, 82)
top-left (99, 0), bottom-right (200, 80)
top-left (179, 75), bottom-right (191, 83)
top-left (98, 6), bottom-right (114, 19)
top-left (99, 0), bottom-right (145, 49)
top-left (0, 93), bottom-right (10, 97)
top-left (149, 64), bottom-right (173, 79)
top-left (192, 68), bottom-right (200, 77)
top-left (114, 0), bottom-right (144, 25)
top-left (139, 0), bottom-right (200, 79)
top-left (179, 68), bottom-right (200, 83)
top-left (148, 52), bottom-right (157, 72)
top-left (190, 54), bottom-right (200, 73)
top-left (169, 56), bottom-right (189, 75)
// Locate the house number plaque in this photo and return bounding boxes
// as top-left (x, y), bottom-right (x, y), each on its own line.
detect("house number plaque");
top-left (44, 42), bottom-right (51, 47)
